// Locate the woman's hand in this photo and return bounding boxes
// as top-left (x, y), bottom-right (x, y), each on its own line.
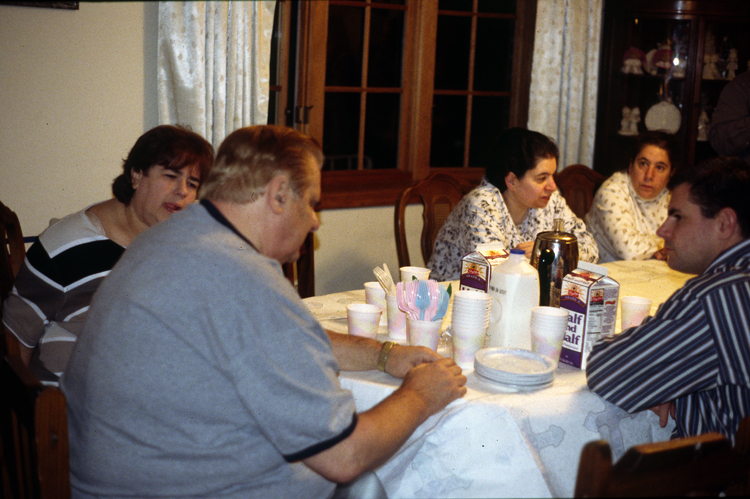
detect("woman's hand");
top-left (513, 241), bottom-right (536, 259)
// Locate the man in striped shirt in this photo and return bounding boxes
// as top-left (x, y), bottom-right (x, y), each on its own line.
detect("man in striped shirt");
top-left (587, 156), bottom-right (750, 442)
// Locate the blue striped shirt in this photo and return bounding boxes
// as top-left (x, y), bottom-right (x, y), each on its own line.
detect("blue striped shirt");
top-left (587, 238), bottom-right (750, 443)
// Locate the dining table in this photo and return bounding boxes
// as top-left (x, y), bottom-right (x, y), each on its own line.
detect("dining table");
top-left (303, 259), bottom-right (694, 498)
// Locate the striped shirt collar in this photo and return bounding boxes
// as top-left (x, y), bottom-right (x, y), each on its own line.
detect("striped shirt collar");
top-left (705, 238), bottom-right (750, 274)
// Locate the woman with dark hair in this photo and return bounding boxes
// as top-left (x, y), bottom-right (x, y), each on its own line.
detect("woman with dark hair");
top-left (2, 125), bottom-right (213, 381)
top-left (585, 130), bottom-right (677, 262)
top-left (428, 127), bottom-right (598, 281)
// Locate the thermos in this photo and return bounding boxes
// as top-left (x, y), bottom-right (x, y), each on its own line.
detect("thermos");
top-left (530, 219), bottom-right (579, 307)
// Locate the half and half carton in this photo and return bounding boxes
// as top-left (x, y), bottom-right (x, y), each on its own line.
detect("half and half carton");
top-left (558, 261), bottom-right (619, 370)
top-left (459, 245), bottom-right (508, 293)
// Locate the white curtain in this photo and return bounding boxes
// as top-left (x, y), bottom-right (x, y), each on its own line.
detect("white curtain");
top-left (157, 1), bottom-right (276, 148)
top-left (527, 0), bottom-right (603, 170)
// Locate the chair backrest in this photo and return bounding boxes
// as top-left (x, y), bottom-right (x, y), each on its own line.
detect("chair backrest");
top-left (574, 422), bottom-right (750, 497)
top-left (0, 355), bottom-right (70, 499)
top-left (394, 173), bottom-right (472, 268)
top-left (1, 200), bottom-right (26, 302)
top-left (554, 164), bottom-right (607, 219)
top-left (282, 232), bottom-right (315, 298)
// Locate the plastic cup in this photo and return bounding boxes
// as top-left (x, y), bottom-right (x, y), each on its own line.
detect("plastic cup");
top-left (364, 282), bottom-right (387, 326)
top-left (620, 296), bottom-right (652, 330)
top-left (400, 266), bottom-right (431, 282)
top-left (530, 306), bottom-right (569, 364)
top-left (406, 318), bottom-right (442, 350)
top-left (452, 325), bottom-right (487, 369)
top-left (386, 293), bottom-right (407, 340)
top-left (347, 303), bottom-right (382, 339)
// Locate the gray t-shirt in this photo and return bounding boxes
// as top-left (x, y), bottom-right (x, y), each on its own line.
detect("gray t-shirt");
top-left (62, 202), bottom-right (357, 499)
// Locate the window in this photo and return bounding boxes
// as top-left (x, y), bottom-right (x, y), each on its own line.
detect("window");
top-left (270, 0), bottom-right (536, 209)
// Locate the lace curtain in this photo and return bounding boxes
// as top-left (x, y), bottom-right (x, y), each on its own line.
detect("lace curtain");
top-left (157, 1), bottom-right (276, 148)
top-left (527, 0), bottom-right (604, 170)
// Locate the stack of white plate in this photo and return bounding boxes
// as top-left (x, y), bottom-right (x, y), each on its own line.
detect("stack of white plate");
top-left (474, 348), bottom-right (556, 391)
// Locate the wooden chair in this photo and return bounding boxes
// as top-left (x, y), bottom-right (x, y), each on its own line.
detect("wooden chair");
top-left (554, 164), bottom-right (607, 219)
top-left (394, 173), bottom-right (472, 268)
top-left (574, 418), bottom-right (750, 497)
top-left (0, 355), bottom-right (71, 499)
top-left (283, 232), bottom-right (315, 298)
top-left (1, 200), bottom-right (26, 302)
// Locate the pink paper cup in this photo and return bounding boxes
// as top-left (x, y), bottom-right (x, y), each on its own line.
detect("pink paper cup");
top-left (620, 296), bottom-right (652, 330)
top-left (400, 266), bottom-right (431, 282)
top-left (406, 318), bottom-right (442, 350)
top-left (347, 303), bottom-right (382, 339)
top-left (452, 326), bottom-right (486, 369)
top-left (364, 282), bottom-right (387, 325)
top-left (386, 293), bottom-right (407, 340)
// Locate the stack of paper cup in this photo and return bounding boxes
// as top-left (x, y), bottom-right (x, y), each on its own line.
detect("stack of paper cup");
top-left (451, 290), bottom-right (491, 369)
top-left (530, 306), bottom-right (569, 364)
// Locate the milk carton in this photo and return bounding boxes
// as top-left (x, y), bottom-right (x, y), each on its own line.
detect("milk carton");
top-left (558, 261), bottom-right (619, 370)
top-left (459, 244), bottom-right (508, 293)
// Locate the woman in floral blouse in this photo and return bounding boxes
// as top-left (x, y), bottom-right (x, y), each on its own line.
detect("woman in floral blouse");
top-left (585, 131), bottom-right (677, 263)
top-left (427, 128), bottom-right (598, 281)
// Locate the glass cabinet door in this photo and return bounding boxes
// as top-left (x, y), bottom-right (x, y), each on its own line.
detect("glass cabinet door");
top-left (694, 19), bottom-right (750, 165)
top-left (595, 15), bottom-right (695, 176)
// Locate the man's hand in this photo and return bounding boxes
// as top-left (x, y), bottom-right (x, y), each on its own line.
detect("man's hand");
top-left (649, 401), bottom-right (674, 427)
top-left (399, 357), bottom-right (467, 414)
top-left (384, 344), bottom-right (441, 378)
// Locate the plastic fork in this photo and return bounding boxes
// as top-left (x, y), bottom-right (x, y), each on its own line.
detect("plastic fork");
top-left (416, 280), bottom-right (431, 320)
top-left (382, 263), bottom-right (397, 295)
top-left (373, 266), bottom-right (391, 296)
top-left (423, 280), bottom-right (440, 321)
top-left (432, 286), bottom-right (450, 322)
top-left (396, 281), bottom-right (417, 320)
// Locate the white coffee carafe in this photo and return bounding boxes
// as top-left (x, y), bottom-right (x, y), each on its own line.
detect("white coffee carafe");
top-left (485, 248), bottom-right (539, 350)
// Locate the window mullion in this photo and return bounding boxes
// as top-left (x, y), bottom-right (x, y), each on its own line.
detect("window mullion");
top-left (464, 2), bottom-right (479, 168)
top-left (359, 3), bottom-right (372, 171)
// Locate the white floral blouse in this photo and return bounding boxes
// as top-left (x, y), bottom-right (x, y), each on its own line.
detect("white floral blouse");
top-left (427, 177), bottom-right (599, 281)
top-left (585, 171), bottom-right (669, 263)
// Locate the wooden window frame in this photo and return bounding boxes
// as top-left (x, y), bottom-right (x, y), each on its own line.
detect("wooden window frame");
top-left (289, 0), bottom-right (536, 210)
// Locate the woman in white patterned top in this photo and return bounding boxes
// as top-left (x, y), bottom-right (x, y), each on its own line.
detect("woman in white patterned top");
top-left (428, 128), bottom-right (598, 281)
top-left (585, 131), bottom-right (678, 263)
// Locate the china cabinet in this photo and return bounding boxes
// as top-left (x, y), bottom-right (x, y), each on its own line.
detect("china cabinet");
top-left (593, 0), bottom-right (750, 176)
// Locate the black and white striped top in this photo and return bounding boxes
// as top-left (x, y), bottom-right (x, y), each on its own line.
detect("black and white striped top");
top-left (2, 208), bottom-right (124, 378)
top-left (587, 238), bottom-right (750, 443)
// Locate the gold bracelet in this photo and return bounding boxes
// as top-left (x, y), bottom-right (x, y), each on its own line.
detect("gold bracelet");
top-left (377, 341), bottom-right (396, 372)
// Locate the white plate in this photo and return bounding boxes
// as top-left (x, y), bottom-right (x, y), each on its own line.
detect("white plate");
top-left (645, 101), bottom-right (681, 133)
top-left (474, 364), bottom-right (553, 385)
top-left (474, 348), bottom-right (556, 383)
top-left (474, 371), bottom-right (554, 392)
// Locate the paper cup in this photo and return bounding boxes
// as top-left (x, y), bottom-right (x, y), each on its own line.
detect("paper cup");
top-left (452, 326), bottom-right (486, 369)
top-left (347, 303), bottom-right (382, 339)
top-left (530, 306), bottom-right (569, 364)
top-left (400, 266), bottom-right (431, 282)
top-left (364, 282), bottom-right (387, 326)
top-left (620, 296), bottom-right (652, 330)
top-left (386, 293), bottom-right (407, 340)
top-left (406, 318), bottom-right (442, 350)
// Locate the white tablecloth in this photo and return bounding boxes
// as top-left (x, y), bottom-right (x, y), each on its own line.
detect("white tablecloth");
top-left (303, 260), bottom-right (693, 498)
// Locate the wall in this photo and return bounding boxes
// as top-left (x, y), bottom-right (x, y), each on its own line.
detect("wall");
top-left (0, 1), bottom-right (422, 296)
